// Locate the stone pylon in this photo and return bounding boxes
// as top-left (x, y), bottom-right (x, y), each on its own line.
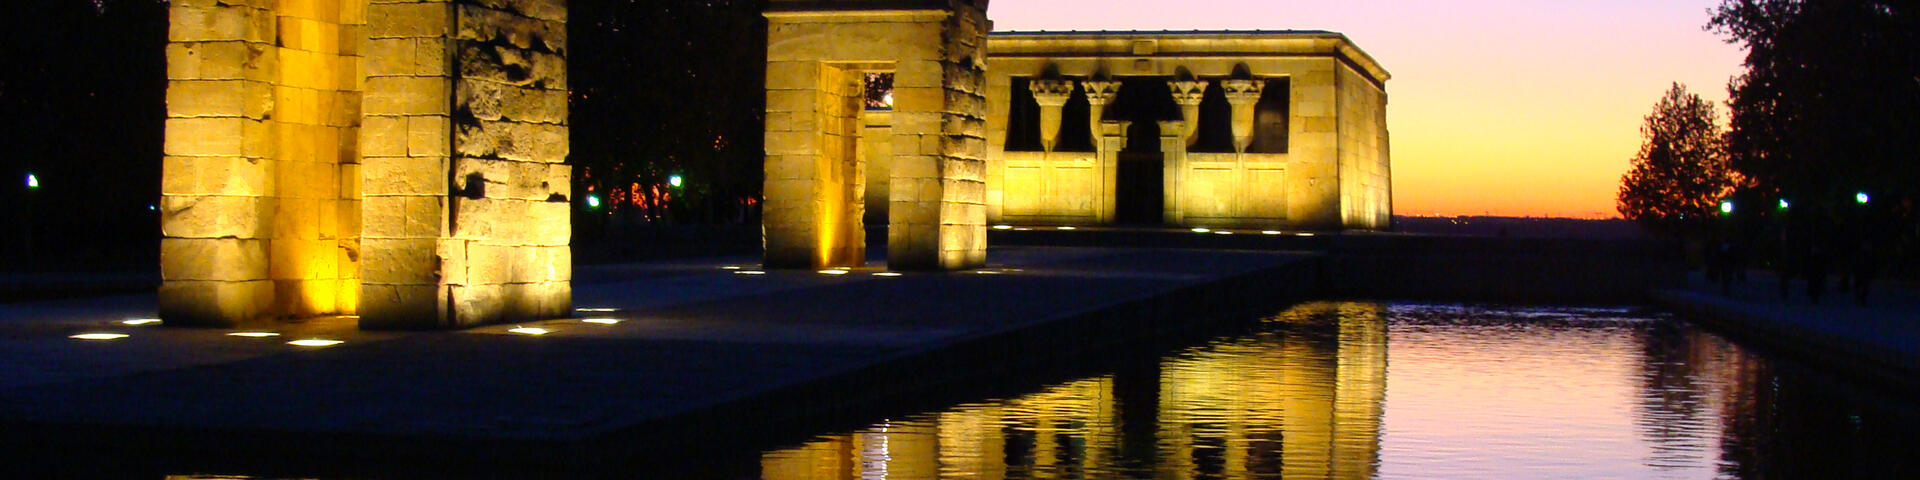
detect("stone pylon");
top-left (161, 0), bottom-right (571, 329)
top-left (763, 0), bottom-right (992, 271)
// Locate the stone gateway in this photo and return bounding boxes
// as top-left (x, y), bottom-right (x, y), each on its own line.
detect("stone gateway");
top-left (161, 0), bottom-right (571, 329)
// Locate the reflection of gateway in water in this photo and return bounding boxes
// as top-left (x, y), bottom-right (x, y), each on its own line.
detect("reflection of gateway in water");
top-left (761, 302), bottom-right (1388, 479)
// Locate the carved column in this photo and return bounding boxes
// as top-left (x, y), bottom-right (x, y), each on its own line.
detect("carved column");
top-left (1167, 80), bottom-right (1209, 147)
top-left (1222, 79), bottom-right (1265, 153)
top-left (1029, 79), bottom-right (1074, 152)
top-left (1082, 80), bottom-right (1121, 135)
top-left (1084, 80), bottom-right (1123, 223)
top-left (1158, 120), bottom-right (1188, 225)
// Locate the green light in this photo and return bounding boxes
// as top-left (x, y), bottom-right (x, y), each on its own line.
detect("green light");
top-left (1856, 192), bottom-right (1870, 204)
top-left (26, 173), bottom-right (38, 189)
top-left (1778, 199), bottom-right (1790, 210)
top-left (1719, 200), bottom-right (1734, 214)
top-left (668, 175), bottom-right (683, 188)
top-left (586, 194), bottom-right (601, 209)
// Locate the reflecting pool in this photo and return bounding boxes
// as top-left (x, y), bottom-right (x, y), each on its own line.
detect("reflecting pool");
top-left (755, 302), bottom-right (1920, 479)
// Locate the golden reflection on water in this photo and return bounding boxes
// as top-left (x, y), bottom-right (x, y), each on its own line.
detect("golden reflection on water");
top-left (762, 302), bottom-right (1389, 480)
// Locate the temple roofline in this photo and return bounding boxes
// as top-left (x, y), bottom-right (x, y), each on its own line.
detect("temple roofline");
top-left (986, 30), bottom-right (1390, 87)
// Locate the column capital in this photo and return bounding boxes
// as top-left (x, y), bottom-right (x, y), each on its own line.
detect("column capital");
top-left (1081, 80), bottom-right (1122, 106)
top-left (1029, 79), bottom-right (1074, 107)
top-left (1168, 80), bottom-right (1209, 106)
top-left (1221, 79), bottom-right (1264, 106)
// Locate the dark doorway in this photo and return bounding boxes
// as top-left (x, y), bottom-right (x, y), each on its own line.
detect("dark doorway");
top-left (1115, 121), bottom-right (1163, 225)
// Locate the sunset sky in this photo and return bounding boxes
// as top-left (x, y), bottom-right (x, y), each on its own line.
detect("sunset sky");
top-left (992, 0), bottom-right (1747, 219)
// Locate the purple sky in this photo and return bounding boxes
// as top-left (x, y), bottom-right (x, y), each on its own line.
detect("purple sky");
top-left (991, 0), bottom-right (1747, 218)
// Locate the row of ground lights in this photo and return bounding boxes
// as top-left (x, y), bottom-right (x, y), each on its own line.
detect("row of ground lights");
top-left (724, 266), bottom-right (907, 277)
top-left (69, 314), bottom-right (634, 345)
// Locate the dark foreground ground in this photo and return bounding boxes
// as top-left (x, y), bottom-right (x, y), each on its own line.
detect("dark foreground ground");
top-left (0, 246), bottom-right (1317, 476)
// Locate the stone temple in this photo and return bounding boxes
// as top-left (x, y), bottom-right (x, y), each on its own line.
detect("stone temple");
top-left (159, 0), bottom-right (1388, 329)
top-left (762, 0), bottom-right (1391, 272)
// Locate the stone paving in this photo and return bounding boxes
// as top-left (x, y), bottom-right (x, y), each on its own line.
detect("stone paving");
top-left (0, 247), bottom-right (1308, 448)
top-left (1652, 271), bottom-right (1920, 382)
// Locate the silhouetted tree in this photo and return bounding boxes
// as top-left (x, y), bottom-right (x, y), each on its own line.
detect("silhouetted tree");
top-left (1710, 0), bottom-right (1920, 278)
top-left (1618, 83), bottom-right (1734, 237)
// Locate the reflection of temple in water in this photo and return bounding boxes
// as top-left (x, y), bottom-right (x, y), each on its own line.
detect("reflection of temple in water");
top-left (761, 302), bottom-right (1387, 479)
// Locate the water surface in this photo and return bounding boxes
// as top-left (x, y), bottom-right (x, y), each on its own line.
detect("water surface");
top-left (754, 302), bottom-right (1920, 479)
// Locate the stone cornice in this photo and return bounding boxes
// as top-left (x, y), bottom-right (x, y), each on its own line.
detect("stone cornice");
top-left (986, 31), bottom-right (1390, 88)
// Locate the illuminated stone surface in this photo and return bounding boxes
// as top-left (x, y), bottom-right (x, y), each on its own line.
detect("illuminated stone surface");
top-left (162, 0), bottom-right (569, 329)
top-left (983, 32), bottom-right (1393, 230)
top-left (764, 0), bottom-right (992, 271)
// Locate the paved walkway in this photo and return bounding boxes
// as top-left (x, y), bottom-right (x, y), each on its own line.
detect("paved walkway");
top-left (0, 247), bottom-right (1310, 458)
top-left (1651, 271), bottom-right (1920, 382)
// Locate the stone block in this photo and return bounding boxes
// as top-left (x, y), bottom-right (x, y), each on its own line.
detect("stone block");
top-left (458, 43), bottom-right (566, 88)
top-left (526, 200), bottom-right (571, 246)
top-left (364, 76), bottom-right (450, 116)
top-left (454, 120), bottom-right (568, 163)
top-left (170, 4), bottom-right (273, 43)
top-left (162, 194), bottom-right (271, 239)
top-left (452, 197), bottom-right (529, 241)
top-left (364, 37), bottom-right (416, 76)
top-left (160, 279), bottom-right (276, 327)
top-left (366, 2), bottom-right (450, 39)
top-left (363, 195), bottom-right (447, 238)
top-left (408, 115), bottom-right (450, 156)
top-left (456, 4), bottom-right (565, 52)
top-left (165, 117), bottom-right (248, 157)
top-left (278, 16), bottom-right (341, 54)
top-left (470, 0), bottom-right (566, 23)
top-left (360, 115), bottom-right (408, 157)
top-left (163, 156), bottom-right (274, 196)
top-left (360, 237), bottom-right (441, 284)
top-left (168, 80), bottom-right (273, 119)
top-left (458, 80), bottom-right (567, 124)
top-left (272, 197), bottom-right (323, 240)
top-left (160, 238), bottom-right (269, 281)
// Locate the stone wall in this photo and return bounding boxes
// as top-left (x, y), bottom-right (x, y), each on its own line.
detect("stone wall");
top-left (765, 0), bottom-right (990, 270)
top-left (163, 0), bottom-right (569, 329)
top-left (162, 0), bottom-right (366, 325)
top-left (998, 151), bottom-right (1101, 224)
top-left (1335, 63), bottom-right (1391, 230)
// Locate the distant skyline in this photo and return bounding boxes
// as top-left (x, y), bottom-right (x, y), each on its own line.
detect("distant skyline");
top-left (992, 0), bottom-right (1746, 219)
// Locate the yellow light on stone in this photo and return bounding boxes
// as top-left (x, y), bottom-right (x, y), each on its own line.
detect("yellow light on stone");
top-left (228, 332), bottom-right (281, 338)
top-left (508, 327), bottom-right (551, 336)
top-left (993, 225), bottom-right (1013, 230)
top-left (1191, 227), bottom-right (1211, 233)
top-left (720, 266), bottom-right (742, 270)
top-left (1262, 230), bottom-right (1282, 235)
top-left (819, 269), bottom-right (850, 275)
top-left (874, 272), bottom-right (903, 277)
top-left (581, 318), bottom-right (621, 325)
top-left (122, 318), bottom-right (162, 326)
top-left (1214, 230), bottom-right (1233, 235)
top-left (288, 339), bottom-right (343, 347)
top-left (70, 333), bottom-right (129, 340)
top-left (577, 307), bottom-right (618, 312)
top-left (1297, 232), bottom-right (1316, 237)
top-left (1057, 226), bottom-right (1076, 230)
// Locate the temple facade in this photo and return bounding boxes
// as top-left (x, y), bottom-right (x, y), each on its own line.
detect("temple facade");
top-left (856, 30), bottom-right (1392, 232)
top-left (980, 31), bottom-right (1390, 230)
